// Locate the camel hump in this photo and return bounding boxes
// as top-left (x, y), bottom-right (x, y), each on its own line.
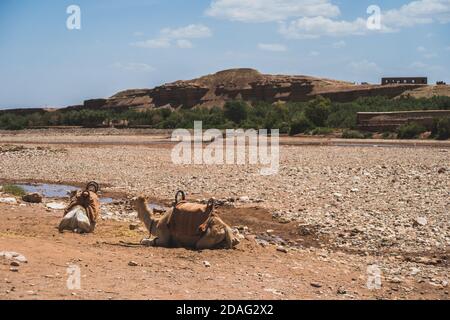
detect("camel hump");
top-left (168, 202), bottom-right (214, 241)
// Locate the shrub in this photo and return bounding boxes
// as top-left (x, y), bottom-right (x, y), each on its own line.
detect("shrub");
top-left (2, 185), bottom-right (26, 196)
top-left (342, 130), bottom-right (365, 139)
top-left (381, 132), bottom-right (394, 139)
top-left (397, 122), bottom-right (426, 139)
top-left (434, 117), bottom-right (450, 140)
top-left (0, 114), bottom-right (27, 130)
top-left (289, 115), bottom-right (313, 136)
top-left (311, 127), bottom-right (333, 135)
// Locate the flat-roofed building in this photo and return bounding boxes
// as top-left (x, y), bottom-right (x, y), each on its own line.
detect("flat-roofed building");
top-left (381, 77), bottom-right (427, 85)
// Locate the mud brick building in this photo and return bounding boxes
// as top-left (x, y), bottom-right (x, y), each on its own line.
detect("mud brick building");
top-left (357, 110), bottom-right (450, 132)
top-left (381, 77), bottom-right (428, 85)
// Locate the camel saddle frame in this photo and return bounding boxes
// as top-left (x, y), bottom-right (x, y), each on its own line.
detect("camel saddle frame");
top-left (64, 181), bottom-right (101, 225)
top-left (167, 191), bottom-right (215, 246)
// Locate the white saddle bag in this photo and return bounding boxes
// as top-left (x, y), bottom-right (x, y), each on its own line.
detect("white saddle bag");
top-left (58, 205), bottom-right (92, 233)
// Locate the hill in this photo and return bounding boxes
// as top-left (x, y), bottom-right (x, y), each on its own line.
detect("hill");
top-left (74, 68), bottom-right (434, 111)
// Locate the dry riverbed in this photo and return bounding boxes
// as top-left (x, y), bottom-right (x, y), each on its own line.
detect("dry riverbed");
top-left (0, 130), bottom-right (448, 300)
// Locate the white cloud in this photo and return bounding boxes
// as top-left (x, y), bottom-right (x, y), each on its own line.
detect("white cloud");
top-left (410, 61), bottom-right (428, 68)
top-left (133, 31), bottom-right (144, 37)
top-left (279, 16), bottom-right (368, 39)
top-left (131, 38), bottom-right (171, 48)
top-left (309, 50), bottom-right (320, 56)
top-left (382, 0), bottom-right (450, 28)
top-left (278, 0), bottom-right (450, 38)
top-left (131, 24), bottom-right (211, 49)
top-left (207, 0), bottom-right (450, 39)
top-left (416, 45), bottom-right (438, 58)
top-left (177, 39), bottom-right (194, 49)
top-left (112, 62), bottom-right (154, 73)
top-left (409, 61), bottom-right (442, 72)
top-left (349, 60), bottom-right (381, 74)
top-left (332, 40), bottom-right (346, 48)
top-left (417, 46), bottom-right (426, 52)
top-left (206, 0), bottom-right (340, 23)
top-left (161, 24), bottom-right (212, 39)
top-left (424, 53), bottom-right (438, 58)
top-left (258, 43), bottom-right (287, 52)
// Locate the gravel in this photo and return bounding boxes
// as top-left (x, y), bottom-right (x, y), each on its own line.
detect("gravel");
top-left (0, 135), bottom-right (448, 286)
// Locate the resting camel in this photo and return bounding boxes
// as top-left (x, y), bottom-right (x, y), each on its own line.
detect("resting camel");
top-left (133, 191), bottom-right (240, 250)
top-left (59, 182), bottom-right (100, 234)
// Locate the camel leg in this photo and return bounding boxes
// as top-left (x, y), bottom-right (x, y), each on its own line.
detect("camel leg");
top-left (195, 227), bottom-right (226, 250)
top-left (141, 224), bottom-right (172, 248)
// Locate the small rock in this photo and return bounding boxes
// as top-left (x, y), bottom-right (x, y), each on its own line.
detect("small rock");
top-left (390, 277), bottom-right (403, 284)
top-left (264, 288), bottom-right (283, 296)
top-left (266, 229), bottom-right (275, 234)
top-left (276, 246), bottom-right (288, 253)
top-left (310, 282), bottom-right (322, 288)
top-left (46, 202), bottom-right (66, 210)
top-left (333, 193), bottom-right (343, 198)
top-left (438, 167), bottom-right (446, 174)
top-left (410, 267), bottom-right (421, 276)
top-left (10, 261), bottom-right (20, 267)
top-left (9, 267), bottom-right (19, 272)
top-left (236, 225), bottom-right (249, 233)
top-left (413, 217), bottom-right (428, 227)
top-left (129, 223), bottom-right (139, 230)
top-left (238, 196), bottom-right (250, 203)
top-left (0, 251), bottom-right (28, 263)
top-left (22, 193), bottom-right (43, 204)
top-left (0, 197), bottom-right (17, 204)
top-left (203, 261), bottom-right (211, 268)
top-left (337, 286), bottom-right (347, 294)
top-left (128, 261), bottom-right (138, 267)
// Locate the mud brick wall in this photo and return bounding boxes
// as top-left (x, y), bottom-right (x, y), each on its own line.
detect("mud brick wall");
top-left (357, 110), bottom-right (450, 132)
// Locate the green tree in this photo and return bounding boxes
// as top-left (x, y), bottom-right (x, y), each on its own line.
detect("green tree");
top-left (224, 101), bottom-right (249, 124)
top-left (289, 115), bottom-right (312, 136)
top-left (304, 96), bottom-right (331, 127)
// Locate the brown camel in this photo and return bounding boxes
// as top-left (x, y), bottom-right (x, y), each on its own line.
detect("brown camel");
top-left (133, 191), bottom-right (239, 250)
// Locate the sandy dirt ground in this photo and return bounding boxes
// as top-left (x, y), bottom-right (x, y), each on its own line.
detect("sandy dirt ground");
top-left (0, 130), bottom-right (448, 300)
top-left (0, 204), bottom-right (447, 300)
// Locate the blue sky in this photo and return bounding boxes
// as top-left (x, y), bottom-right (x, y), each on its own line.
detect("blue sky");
top-left (0, 0), bottom-right (449, 108)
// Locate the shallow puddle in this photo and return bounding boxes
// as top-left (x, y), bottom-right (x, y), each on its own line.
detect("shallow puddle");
top-left (148, 203), bottom-right (167, 212)
top-left (100, 197), bottom-right (114, 204)
top-left (17, 183), bottom-right (78, 198)
top-left (15, 183), bottom-right (115, 204)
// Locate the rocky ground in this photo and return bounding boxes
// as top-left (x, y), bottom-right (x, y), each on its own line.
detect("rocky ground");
top-left (0, 131), bottom-right (448, 300)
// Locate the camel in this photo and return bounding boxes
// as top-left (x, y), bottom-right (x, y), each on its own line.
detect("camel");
top-left (133, 191), bottom-right (240, 250)
top-left (59, 182), bottom-right (101, 234)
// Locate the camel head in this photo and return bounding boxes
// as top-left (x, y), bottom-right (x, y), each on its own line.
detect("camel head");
top-left (132, 195), bottom-right (152, 219)
top-left (132, 195), bottom-right (147, 208)
top-left (132, 195), bottom-right (159, 236)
